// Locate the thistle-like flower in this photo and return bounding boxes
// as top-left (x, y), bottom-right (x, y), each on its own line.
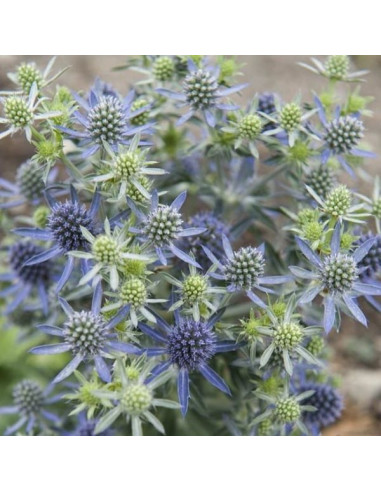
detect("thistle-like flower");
top-left (260, 99), bottom-right (316, 147)
top-left (221, 96), bottom-right (267, 157)
top-left (0, 82), bottom-right (61, 141)
top-left (14, 186), bottom-right (101, 293)
top-left (64, 371), bottom-right (109, 420)
top-left (4, 57), bottom-right (68, 94)
top-left (57, 89), bottom-right (152, 158)
top-left (91, 134), bottom-right (165, 202)
top-left (157, 59), bottom-right (247, 127)
top-left (290, 222), bottom-right (381, 332)
top-left (0, 380), bottom-right (61, 435)
top-left (203, 234), bottom-right (289, 308)
top-left (259, 296), bottom-right (322, 375)
top-left (30, 283), bottom-right (141, 384)
top-left (130, 98), bottom-right (151, 127)
top-left (152, 56), bottom-right (175, 81)
top-left (70, 217), bottom-right (152, 292)
top-left (93, 359), bottom-right (179, 436)
top-left (306, 184), bottom-right (370, 224)
top-left (164, 262), bottom-right (225, 321)
top-left (140, 308), bottom-right (239, 415)
top-left (314, 96), bottom-right (375, 175)
top-left (101, 267), bottom-right (166, 327)
top-left (325, 116), bottom-right (364, 155)
top-left (128, 190), bottom-right (206, 268)
top-left (252, 384), bottom-right (316, 435)
top-left (299, 55), bottom-right (369, 83)
top-left (304, 165), bottom-right (336, 199)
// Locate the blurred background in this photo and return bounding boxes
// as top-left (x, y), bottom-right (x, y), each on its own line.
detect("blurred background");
top-left (0, 55), bottom-right (380, 435)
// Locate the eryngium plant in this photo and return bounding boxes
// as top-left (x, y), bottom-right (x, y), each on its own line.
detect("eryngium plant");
top-left (0, 55), bottom-right (380, 436)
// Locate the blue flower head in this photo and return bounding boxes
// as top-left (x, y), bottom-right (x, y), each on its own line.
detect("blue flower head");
top-left (0, 380), bottom-right (61, 435)
top-left (203, 234), bottom-right (289, 308)
top-left (58, 89), bottom-right (153, 158)
top-left (140, 308), bottom-right (240, 415)
top-left (157, 59), bottom-right (247, 127)
top-left (291, 222), bottom-right (381, 332)
top-left (314, 96), bottom-right (376, 175)
top-left (128, 190), bottom-right (206, 268)
top-left (30, 283), bottom-right (140, 385)
top-left (14, 185), bottom-right (101, 293)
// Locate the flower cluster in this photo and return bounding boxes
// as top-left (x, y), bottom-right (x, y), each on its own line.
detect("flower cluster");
top-left (0, 55), bottom-right (379, 436)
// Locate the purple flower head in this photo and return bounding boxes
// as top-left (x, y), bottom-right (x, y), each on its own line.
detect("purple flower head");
top-left (290, 222), bottom-right (381, 332)
top-left (0, 241), bottom-right (54, 315)
top-left (157, 59), bottom-right (247, 128)
top-left (203, 234), bottom-right (290, 309)
top-left (48, 200), bottom-right (98, 252)
top-left (57, 89), bottom-right (153, 158)
top-left (168, 317), bottom-right (217, 371)
top-left (128, 190), bottom-right (206, 269)
top-left (314, 96), bottom-right (376, 176)
top-left (0, 380), bottom-right (61, 435)
top-left (299, 382), bottom-right (343, 434)
top-left (30, 283), bottom-right (140, 385)
top-left (13, 185), bottom-right (101, 293)
top-left (140, 308), bottom-right (240, 415)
